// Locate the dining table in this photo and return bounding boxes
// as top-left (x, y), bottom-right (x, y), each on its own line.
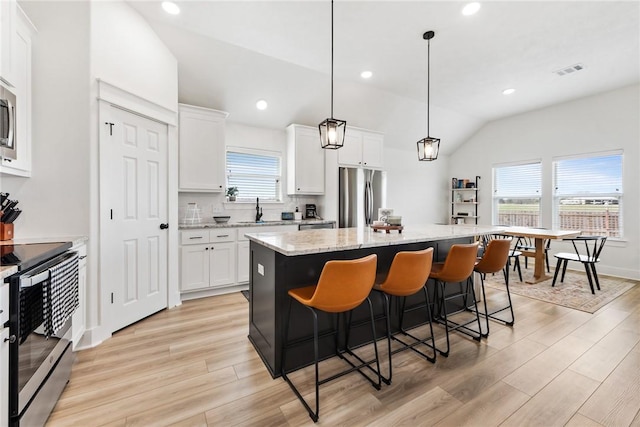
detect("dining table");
top-left (501, 226), bottom-right (581, 284)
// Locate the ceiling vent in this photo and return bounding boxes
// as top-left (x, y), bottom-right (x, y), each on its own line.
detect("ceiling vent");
top-left (554, 63), bottom-right (585, 76)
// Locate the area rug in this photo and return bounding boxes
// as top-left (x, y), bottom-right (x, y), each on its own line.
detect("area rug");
top-left (483, 269), bottom-right (637, 313)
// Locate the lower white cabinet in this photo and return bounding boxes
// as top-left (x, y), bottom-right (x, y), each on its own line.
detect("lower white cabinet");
top-left (237, 241), bottom-right (250, 283)
top-left (180, 229), bottom-right (237, 292)
top-left (180, 225), bottom-right (298, 294)
top-left (71, 242), bottom-right (87, 350)
top-left (1, 328), bottom-right (8, 426)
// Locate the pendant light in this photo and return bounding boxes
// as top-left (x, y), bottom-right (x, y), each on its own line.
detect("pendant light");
top-left (417, 30), bottom-right (440, 161)
top-left (319, 0), bottom-right (346, 149)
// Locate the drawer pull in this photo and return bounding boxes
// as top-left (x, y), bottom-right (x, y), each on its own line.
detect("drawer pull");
top-left (189, 236), bottom-right (204, 239)
top-left (216, 235), bottom-right (229, 238)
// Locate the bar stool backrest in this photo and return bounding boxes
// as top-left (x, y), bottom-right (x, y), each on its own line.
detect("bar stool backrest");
top-left (378, 248), bottom-right (434, 296)
top-left (435, 242), bottom-right (480, 283)
top-left (475, 238), bottom-right (512, 275)
top-left (308, 254), bottom-right (377, 313)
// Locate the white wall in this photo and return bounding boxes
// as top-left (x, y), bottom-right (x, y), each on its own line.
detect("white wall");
top-left (385, 147), bottom-right (450, 226)
top-left (90, 1), bottom-right (178, 112)
top-left (2, 1), bottom-right (90, 238)
top-left (449, 84), bottom-right (640, 279)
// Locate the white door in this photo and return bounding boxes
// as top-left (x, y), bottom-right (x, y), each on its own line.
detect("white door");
top-left (101, 106), bottom-right (168, 332)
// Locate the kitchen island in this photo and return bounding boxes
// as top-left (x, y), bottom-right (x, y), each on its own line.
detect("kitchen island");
top-left (246, 224), bottom-right (502, 377)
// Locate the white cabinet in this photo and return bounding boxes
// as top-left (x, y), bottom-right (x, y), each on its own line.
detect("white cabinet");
top-left (286, 124), bottom-right (325, 195)
top-left (1, 283), bottom-right (9, 426)
top-left (180, 229), bottom-right (237, 292)
top-left (1, 328), bottom-right (9, 427)
top-left (1, 6), bottom-right (34, 177)
top-left (178, 104), bottom-right (228, 192)
top-left (237, 240), bottom-right (250, 283)
top-left (71, 242), bottom-right (87, 350)
top-left (0, 0), bottom-right (17, 86)
top-left (338, 128), bottom-right (384, 169)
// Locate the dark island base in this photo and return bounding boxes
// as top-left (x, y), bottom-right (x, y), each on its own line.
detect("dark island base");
top-left (248, 237), bottom-right (474, 378)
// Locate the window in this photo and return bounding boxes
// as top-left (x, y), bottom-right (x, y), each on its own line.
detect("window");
top-left (226, 149), bottom-right (282, 202)
top-left (553, 152), bottom-right (623, 238)
top-left (493, 161), bottom-right (542, 227)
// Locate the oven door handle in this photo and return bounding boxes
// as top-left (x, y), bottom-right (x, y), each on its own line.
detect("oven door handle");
top-left (19, 251), bottom-right (77, 288)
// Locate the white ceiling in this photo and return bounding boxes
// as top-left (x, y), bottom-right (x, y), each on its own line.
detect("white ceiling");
top-left (128, 1), bottom-right (640, 153)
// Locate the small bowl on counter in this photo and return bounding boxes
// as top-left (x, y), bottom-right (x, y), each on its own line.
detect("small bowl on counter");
top-left (213, 216), bottom-right (231, 224)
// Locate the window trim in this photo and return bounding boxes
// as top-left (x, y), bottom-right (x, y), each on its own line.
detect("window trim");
top-left (226, 146), bottom-right (283, 203)
top-left (492, 160), bottom-right (543, 226)
top-left (552, 150), bottom-right (623, 238)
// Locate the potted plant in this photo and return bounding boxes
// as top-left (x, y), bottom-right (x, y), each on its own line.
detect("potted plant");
top-left (226, 186), bottom-right (239, 201)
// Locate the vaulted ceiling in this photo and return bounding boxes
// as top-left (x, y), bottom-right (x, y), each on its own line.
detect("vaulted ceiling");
top-left (128, 1), bottom-right (640, 154)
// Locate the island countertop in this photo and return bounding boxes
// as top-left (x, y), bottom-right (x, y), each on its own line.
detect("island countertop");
top-left (246, 224), bottom-right (504, 256)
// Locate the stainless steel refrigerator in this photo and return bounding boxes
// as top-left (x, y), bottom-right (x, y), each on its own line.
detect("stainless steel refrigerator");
top-left (339, 167), bottom-right (387, 228)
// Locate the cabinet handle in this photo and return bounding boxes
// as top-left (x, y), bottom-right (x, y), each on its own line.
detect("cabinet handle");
top-left (205, 247), bottom-right (209, 250)
top-left (79, 255), bottom-right (87, 260)
top-left (189, 236), bottom-right (204, 240)
top-left (216, 235), bottom-right (229, 238)
top-left (4, 335), bottom-right (16, 344)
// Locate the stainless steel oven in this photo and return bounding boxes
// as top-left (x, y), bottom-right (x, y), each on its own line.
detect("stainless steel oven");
top-left (0, 84), bottom-right (17, 161)
top-left (3, 242), bottom-right (76, 427)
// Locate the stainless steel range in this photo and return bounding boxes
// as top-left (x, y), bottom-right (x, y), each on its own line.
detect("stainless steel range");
top-left (2, 241), bottom-right (77, 427)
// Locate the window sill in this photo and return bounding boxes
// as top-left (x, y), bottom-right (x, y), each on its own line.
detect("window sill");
top-left (223, 201), bottom-right (284, 210)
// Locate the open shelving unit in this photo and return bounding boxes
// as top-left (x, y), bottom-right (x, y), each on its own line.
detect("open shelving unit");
top-left (451, 175), bottom-right (480, 225)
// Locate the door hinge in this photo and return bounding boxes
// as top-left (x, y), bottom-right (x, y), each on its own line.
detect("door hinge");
top-left (110, 209), bottom-right (113, 220)
top-left (105, 122), bottom-right (114, 136)
top-left (111, 292), bottom-right (114, 304)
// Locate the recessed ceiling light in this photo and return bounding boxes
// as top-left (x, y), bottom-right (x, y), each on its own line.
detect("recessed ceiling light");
top-left (162, 1), bottom-right (180, 15)
top-left (361, 71), bottom-right (373, 79)
top-left (502, 88), bottom-right (516, 95)
top-left (462, 2), bottom-right (481, 16)
top-left (256, 100), bottom-right (268, 110)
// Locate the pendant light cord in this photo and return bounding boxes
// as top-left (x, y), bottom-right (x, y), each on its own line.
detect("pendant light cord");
top-left (330, 0), bottom-right (334, 119)
top-left (427, 36), bottom-right (430, 137)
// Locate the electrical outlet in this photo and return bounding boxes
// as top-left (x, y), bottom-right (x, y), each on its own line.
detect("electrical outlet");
top-left (212, 204), bottom-right (222, 214)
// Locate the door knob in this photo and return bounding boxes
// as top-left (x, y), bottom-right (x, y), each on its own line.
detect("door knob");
top-left (160, 223), bottom-right (169, 230)
top-left (4, 335), bottom-right (16, 344)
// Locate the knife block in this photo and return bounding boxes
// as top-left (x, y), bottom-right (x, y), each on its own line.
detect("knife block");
top-left (0, 222), bottom-right (14, 240)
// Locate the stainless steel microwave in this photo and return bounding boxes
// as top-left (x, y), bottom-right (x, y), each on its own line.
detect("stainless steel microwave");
top-left (1, 84), bottom-right (17, 160)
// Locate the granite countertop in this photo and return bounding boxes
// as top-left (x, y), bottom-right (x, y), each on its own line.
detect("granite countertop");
top-left (0, 236), bottom-right (88, 247)
top-left (246, 224), bottom-right (504, 256)
top-left (1, 265), bottom-right (18, 280)
top-left (179, 219), bottom-right (336, 230)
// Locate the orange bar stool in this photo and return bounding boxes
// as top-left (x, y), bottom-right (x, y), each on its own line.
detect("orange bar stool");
top-left (373, 247), bottom-right (435, 384)
top-left (429, 242), bottom-right (481, 357)
top-left (473, 238), bottom-right (514, 337)
top-left (281, 254), bottom-right (380, 422)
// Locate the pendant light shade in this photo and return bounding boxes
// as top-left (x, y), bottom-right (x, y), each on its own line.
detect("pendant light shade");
top-left (417, 30), bottom-right (440, 161)
top-left (319, 0), bottom-right (346, 149)
top-left (319, 118), bottom-right (346, 149)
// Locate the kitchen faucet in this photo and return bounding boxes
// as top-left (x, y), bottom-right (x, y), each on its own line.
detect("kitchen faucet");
top-left (255, 197), bottom-right (263, 222)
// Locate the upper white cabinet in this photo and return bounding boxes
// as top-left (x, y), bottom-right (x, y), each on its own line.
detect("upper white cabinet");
top-left (0, 6), bottom-right (34, 177)
top-left (338, 127), bottom-right (384, 169)
top-left (0, 0), bottom-right (17, 86)
top-left (286, 124), bottom-right (325, 195)
top-left (178, 104), bottom-right (229, 192)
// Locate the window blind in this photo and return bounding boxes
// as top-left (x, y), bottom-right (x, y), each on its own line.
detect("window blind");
top-left (494, 162), bottom-right (542, 198)
top-left (554, 153), bottom-right (622, 196)
top-left (226, 151), bottom-right (281, 201)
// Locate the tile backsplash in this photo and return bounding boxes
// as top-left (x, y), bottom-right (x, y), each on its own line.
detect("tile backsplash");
top-left (178, 192), bottom-right (321, 223)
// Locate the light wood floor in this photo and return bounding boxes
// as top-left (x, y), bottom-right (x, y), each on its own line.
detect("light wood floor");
top-left (47, 279), bottom-right (640, 426)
